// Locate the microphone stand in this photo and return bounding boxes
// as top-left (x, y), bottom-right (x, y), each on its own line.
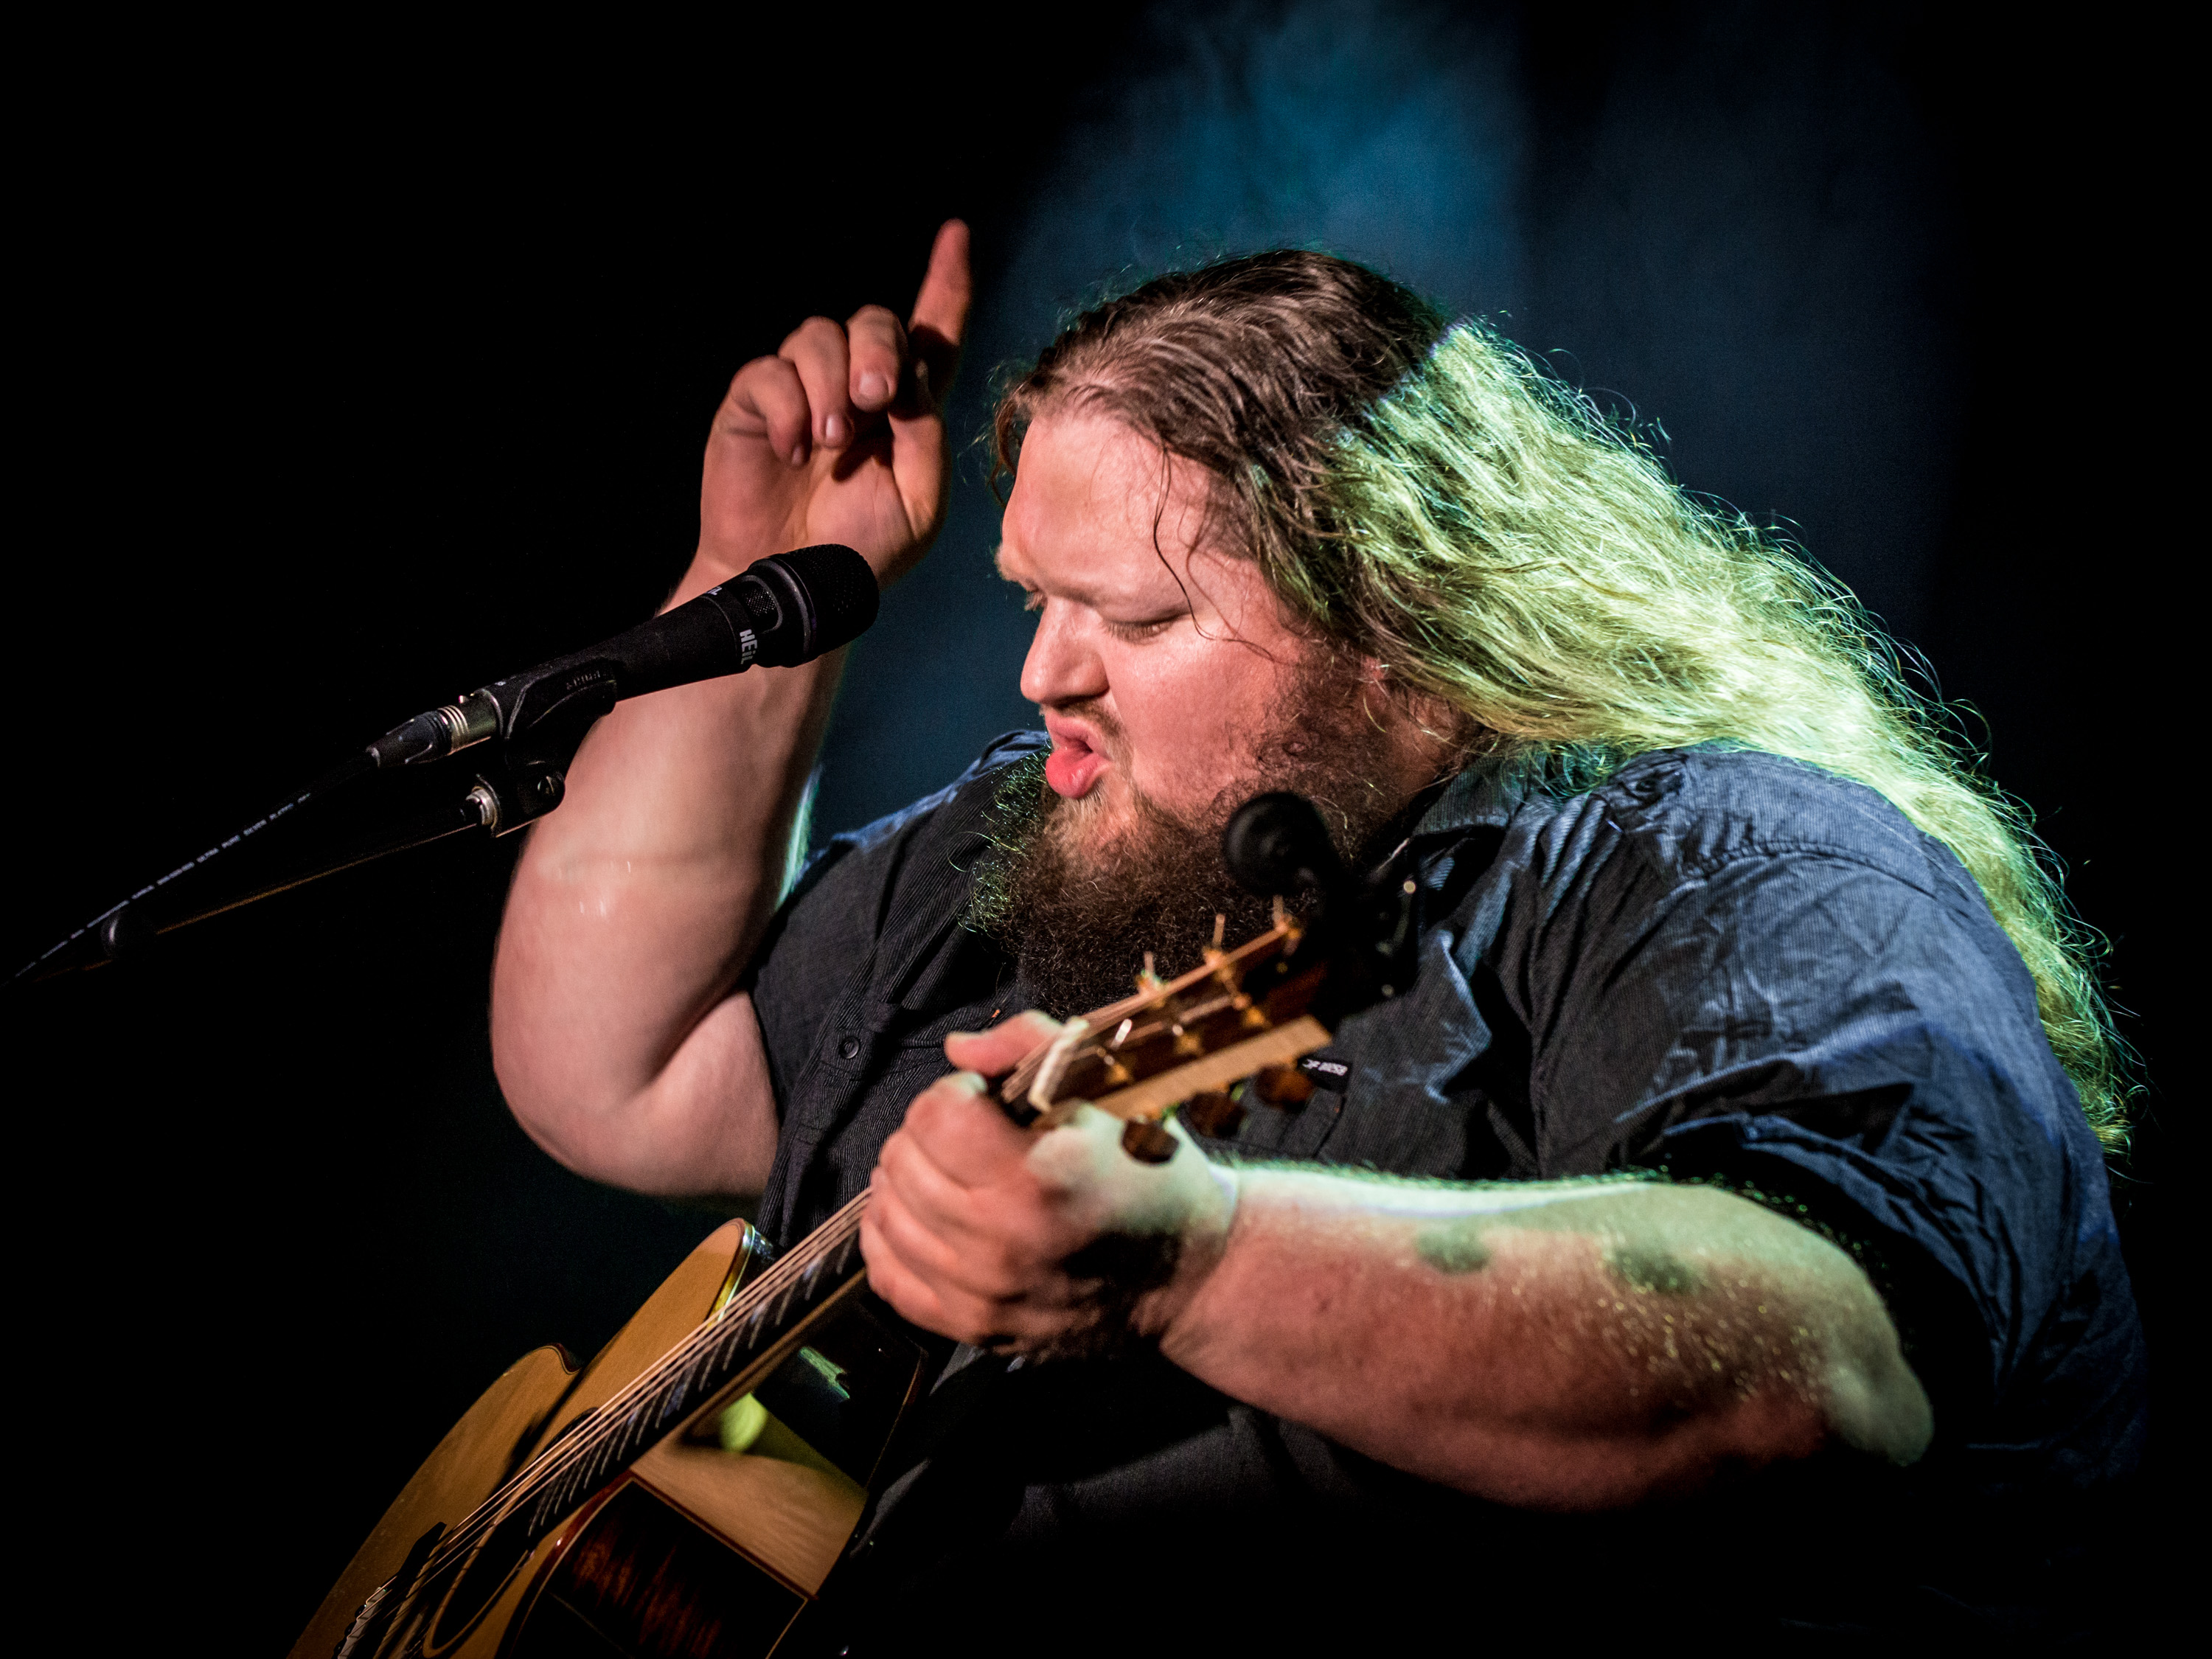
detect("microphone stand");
top-left (15, 671), bottom-right (619, 985)
top-left (13, 543), bottom-right (875, 989)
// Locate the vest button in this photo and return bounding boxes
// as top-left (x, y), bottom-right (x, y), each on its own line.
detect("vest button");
top-left (838, 1035), bottom-right (861, 1061)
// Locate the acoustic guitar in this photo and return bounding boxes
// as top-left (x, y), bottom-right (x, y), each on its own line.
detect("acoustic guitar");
top-left (294, 796), bottom-right (1410, 1659)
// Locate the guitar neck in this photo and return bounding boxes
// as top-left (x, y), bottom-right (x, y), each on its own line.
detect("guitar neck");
top-left (446, 1197), bottom-right (875, 1572)
top-left (440, 924), bottom-right (1338, 1579)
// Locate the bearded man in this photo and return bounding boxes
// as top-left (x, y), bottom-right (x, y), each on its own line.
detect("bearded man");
top-left (492, 223), bottom-right (2144, 1644)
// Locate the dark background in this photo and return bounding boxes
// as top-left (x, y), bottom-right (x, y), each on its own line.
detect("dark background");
top-left (7, 4), bottom-right (2175, 1644)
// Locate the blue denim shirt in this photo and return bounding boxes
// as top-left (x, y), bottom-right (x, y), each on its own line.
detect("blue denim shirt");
top-left (751, 734), bottom-right (2145, 1635)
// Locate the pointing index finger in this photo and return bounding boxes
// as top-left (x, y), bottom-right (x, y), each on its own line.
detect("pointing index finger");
top-left (908, 220), bottom-right (972, 346)
top-left (901, 220), bottom-right (971, 413)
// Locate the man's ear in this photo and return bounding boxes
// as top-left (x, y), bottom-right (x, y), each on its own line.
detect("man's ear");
top-left (1352, 655), bottom-right (1398, 731)
top-left (1370, 665), bottom-right (1482, 760)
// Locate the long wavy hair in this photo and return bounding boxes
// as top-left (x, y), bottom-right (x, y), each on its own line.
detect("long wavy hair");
top-left (991, 251), bottom-right (2129, 1147)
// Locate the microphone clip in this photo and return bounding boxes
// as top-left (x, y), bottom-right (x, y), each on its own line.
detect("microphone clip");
top-left (14, 546), bottom-right (876, 984)
top-left (462, 666), bottom-right (619, 835)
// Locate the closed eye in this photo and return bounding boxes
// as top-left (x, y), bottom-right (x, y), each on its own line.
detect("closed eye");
top-left (1102, 613), bottom-right (1183, 641)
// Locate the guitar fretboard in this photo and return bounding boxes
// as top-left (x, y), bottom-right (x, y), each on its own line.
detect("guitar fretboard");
top-left (410, 922), bottom-right (1313, 1591)
top-left (426, 1194), bottom-right (872, 1579)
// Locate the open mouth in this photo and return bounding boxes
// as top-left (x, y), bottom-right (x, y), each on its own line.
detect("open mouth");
top-left (1043, 718), bottom-right (1109, 799)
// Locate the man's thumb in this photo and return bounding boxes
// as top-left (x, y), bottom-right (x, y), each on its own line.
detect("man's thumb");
top-left (945, 1007), bottom-right (1058, 1077)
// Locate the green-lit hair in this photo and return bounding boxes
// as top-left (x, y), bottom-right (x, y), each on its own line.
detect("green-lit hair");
top-left (992, 251), bottom-right (2130, 1148)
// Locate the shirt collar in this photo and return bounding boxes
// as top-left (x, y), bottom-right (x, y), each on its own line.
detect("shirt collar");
top-left (1410, 757), bottom-right (1528, 841)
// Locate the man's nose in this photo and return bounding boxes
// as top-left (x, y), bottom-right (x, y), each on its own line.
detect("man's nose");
top-left (1020, 603), bottom-right (1106, 708)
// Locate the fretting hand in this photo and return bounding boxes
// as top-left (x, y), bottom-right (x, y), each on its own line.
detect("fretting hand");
top-left (692, 220), bottom-right (972, 591)
top-left (860, 1012), bottom-right (1239, 1357)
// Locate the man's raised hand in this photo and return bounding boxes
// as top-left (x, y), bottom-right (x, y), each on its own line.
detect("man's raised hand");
top-left (695, 220), bottom-right (973, 590)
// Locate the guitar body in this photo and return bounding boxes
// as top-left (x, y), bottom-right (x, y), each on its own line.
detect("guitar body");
top-left (293, 1222), bottom-right (928, 1659)
top-left (302, 866), bottom-right (1366, 1659)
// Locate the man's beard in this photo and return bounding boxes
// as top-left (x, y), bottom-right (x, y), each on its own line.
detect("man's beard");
top-left (967, 667), bottom-right (1430, 1019)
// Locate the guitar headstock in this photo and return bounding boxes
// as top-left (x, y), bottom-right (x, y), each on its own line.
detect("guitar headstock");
top-left (995, 793), bottom-right (1416, 1163)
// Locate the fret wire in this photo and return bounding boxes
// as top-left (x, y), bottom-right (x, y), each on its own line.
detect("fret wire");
top-left (418, 1194), bottom-right (874, 1574)
top-left (408, 933), bottom-right (1304, 1580)
top-left (726, 1318), bottom-right (761, 1371)
top-left (415, 968), bottom-right (1263, 1580)
top-left (436, 1212), bottom-right (841, 1573)
top-left (437, 1195), bottom-right (869, 1565)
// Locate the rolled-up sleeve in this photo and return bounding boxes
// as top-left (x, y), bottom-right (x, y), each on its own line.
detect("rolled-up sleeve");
top-left (1495, 753), bottom-right (2143, 1490)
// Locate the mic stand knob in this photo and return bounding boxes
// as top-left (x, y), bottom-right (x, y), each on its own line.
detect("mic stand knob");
top-left (465, 782), bottom-right (502, 834)
top-left (467, 757), bottom-right (570, 837)
top-left (465, 677), bottom-right (607, 836)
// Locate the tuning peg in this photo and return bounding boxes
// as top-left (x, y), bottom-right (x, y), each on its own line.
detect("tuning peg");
top-left (1120, 1120), bottom-right (1180, 1164)
top-left (1180, 1088), bottom-right (1247, 1138)
top-left (1222, 793), bottom-right (1346, 903)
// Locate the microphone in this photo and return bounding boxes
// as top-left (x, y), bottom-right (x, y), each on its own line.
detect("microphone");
top-left (7, 545), bottom-right (880, 984)
top-left (366, 544), bottom-right (878, 768)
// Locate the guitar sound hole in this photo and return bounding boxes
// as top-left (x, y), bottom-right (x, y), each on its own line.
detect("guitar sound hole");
top-left (509, 1483), bottom-right (803, 1659)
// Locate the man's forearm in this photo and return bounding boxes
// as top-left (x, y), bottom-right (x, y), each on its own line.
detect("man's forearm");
top-left (1155, 1172), bottom-right (1932, 1509)
top-left (490, 568), bottom-right (841, 1194)
top-left (490, 223), bottom-right (968, 1196)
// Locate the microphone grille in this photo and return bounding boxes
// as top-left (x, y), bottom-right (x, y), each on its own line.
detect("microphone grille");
top-left (748, 545), bottom-right (880, 661)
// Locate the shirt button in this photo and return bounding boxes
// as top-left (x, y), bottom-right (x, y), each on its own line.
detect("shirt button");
top-left (838, 1035), bottom-right (861, 1061)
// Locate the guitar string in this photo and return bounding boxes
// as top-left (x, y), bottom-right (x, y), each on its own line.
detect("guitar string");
top-left (414, 1204), bottom-right (871, 1575)
top-left (413, 936), bottom-right (1293, 1576)
top-left (416, 1191), bottom-right (875, 1574)
top-left (408, 926), bottom-right (1300, 1578)
top-left (411, 954), bottom-right (1287, 1579)
top-left (998, 924), bottom-right (1293, 1101)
